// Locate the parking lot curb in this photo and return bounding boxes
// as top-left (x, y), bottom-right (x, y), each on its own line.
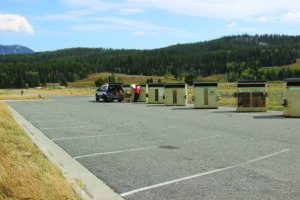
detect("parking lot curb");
top-left (7, 104), bottom-right (124, 200)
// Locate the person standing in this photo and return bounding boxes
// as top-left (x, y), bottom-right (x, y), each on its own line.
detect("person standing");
top-left (134, 86), bottom-right (140, 102)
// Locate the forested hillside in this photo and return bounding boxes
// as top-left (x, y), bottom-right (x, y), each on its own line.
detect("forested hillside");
top-left (1, 34), bottom-right (300, 88)
top-left (0, 45), bottom-right (34, 55)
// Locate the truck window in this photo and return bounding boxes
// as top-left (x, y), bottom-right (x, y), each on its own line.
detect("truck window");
top-left (101, 85), bottom-right (108, 91)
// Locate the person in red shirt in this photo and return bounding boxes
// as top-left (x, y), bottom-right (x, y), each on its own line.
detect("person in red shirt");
top-left (134, 86), bottom-right (140, 102)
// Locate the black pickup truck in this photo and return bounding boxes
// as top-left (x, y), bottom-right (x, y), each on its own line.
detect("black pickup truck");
top-left (96, 83), bottom-right (125, 102)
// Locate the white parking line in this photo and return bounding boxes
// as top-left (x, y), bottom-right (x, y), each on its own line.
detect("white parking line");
top-left (32, 120), bottom-right (76, 123)
top-left (74, 146), bottom-right (158, 159)
top-left (40, 126), bottom-right (96, 130)
top-left (74, 135), bottom-right (221, 159)
top-left (52, 133), bottom-right (131, 141)
top-left (121, 148), bottom-right (290, 197)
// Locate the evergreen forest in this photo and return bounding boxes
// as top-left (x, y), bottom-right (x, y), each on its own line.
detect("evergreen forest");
top-left (1, 34), bottom-right (300, 88)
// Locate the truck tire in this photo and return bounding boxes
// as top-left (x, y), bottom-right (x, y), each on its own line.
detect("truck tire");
top-left (96, 97), bottom-right (99, 102)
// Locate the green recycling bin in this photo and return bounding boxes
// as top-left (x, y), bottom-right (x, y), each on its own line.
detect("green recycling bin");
top-left (236, 80), bottom-right (267, 112)
top-left (283, 78), bottom-right (300, 117)
top-left (193, 81), bottom-right (218, 109)
top-left (147, 83), bottom-right (165, 104)
top-left (164, 83), bottom-right (187, 106)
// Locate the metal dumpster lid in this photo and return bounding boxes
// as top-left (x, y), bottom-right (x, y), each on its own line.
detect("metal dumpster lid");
top-left (164, 82), bottom-right (186, 85)
top-left (194, 81), bottom-right (218, 87)
top-left (147, 82), bottom-right (165, 87)
top-left (109, 83), bottom-right (123, 85)
top-left (164, 82), bottom-right (186, 88)
top-left (284, 78), bottom-right (300, 82)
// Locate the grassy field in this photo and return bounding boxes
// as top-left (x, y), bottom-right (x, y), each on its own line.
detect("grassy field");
top-left (27, 88), bottom-right (95, 96)
top-left (278, 58), bottom-right (300, 69)
top-left (200, 74), bottom-right (226, 82)
top-left (0, 90), bottom-right (46, 100)
top-left (69, 72), bottom-right (179, 88)
top-left (69, 73), bottom-right (227, 88)
top-left (0, 102), bottom-right (81, 200)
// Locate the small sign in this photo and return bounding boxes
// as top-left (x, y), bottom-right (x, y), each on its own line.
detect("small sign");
top-left (289, 87), bottom-right (300, 90)
top-left (238, 88), bottom-right (265, 93)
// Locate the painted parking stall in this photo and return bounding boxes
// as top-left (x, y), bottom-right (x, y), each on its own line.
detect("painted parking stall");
top-left (6, 95), bottom-right (300, 200)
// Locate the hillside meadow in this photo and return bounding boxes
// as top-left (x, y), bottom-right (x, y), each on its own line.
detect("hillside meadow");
top-left (68, 72), bottom-right (180, 88)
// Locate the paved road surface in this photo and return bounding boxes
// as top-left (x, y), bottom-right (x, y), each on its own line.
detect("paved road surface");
top-left (6, 95), bottom-right (300, 200)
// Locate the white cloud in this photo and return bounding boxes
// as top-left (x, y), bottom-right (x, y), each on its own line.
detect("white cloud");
top-left (42, 9), bottom-right (93, 21)
top-left (134, 31), bottom-right (144, 36)
top-left (281, 12), bottom-right (300, 24)
top-left (127, 0), bottom-right (300, 20)
top-left (70, 16), bottom-right (190, 37)
top-left (227, 22), bottom-right (236, 29)
top-left (119, 8), bottom-right (144, 15)
top-left (62, 0), bottom-right (143, 15)
top-left (258, 17), bottom-right (268, 23)
top-left (71, 24), bottom-right (117, 31)
top-left (257, 17), bottom-right (277, 24)
top-left (59, 0), bottom-right (300, 23)
top-left (0, 13), bottom-right (34, 34)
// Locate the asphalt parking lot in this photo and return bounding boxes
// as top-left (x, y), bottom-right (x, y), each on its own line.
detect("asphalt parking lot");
top-left (6, 95), bottom-right (300, 200)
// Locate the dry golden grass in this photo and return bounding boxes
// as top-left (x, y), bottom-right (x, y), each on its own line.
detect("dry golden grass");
top-left (69, 72), bottom-right (180, 88)
top-left (267, 84), bottom-right (283, 108)
top-left (27, 88), bottom-right (95, 96)
top-left (200, 74), bottom-right (226, 82)
top-left (0, 90), bottom-right (46, 100)
top-left (0, 102), bottom-right (81, 200)
top-left (278, 58), bottom-right (300, 69)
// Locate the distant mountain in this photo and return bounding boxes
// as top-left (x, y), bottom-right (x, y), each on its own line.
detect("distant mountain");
top-left (0, 45), bottom-right (34, 54)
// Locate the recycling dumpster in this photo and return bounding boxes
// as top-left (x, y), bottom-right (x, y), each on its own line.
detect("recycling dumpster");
top-left (236, 80), bottom-right (267, 112)
top-left (193, 81), bottom-right (218, 109)
top-left (131, 83), bottom-right (148, 102)
top-left (164, 83), bottom-right (187, 106)
top-left (147, 83), bottom-right (165, 104)
top-left (123, 84), bottom-right (132, 102)
top-left (283, 78), bottom-right (300, 117)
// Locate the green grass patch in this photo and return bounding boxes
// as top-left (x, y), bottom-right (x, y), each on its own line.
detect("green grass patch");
top-left (267, 105), bottom-right (284, 110)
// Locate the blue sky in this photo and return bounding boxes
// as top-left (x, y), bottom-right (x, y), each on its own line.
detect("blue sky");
top-left (1, 0), bottom-right (300, 52)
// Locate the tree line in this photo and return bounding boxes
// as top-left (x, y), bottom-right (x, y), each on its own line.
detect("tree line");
top-left (1, 34), bottom-right (300, 88)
